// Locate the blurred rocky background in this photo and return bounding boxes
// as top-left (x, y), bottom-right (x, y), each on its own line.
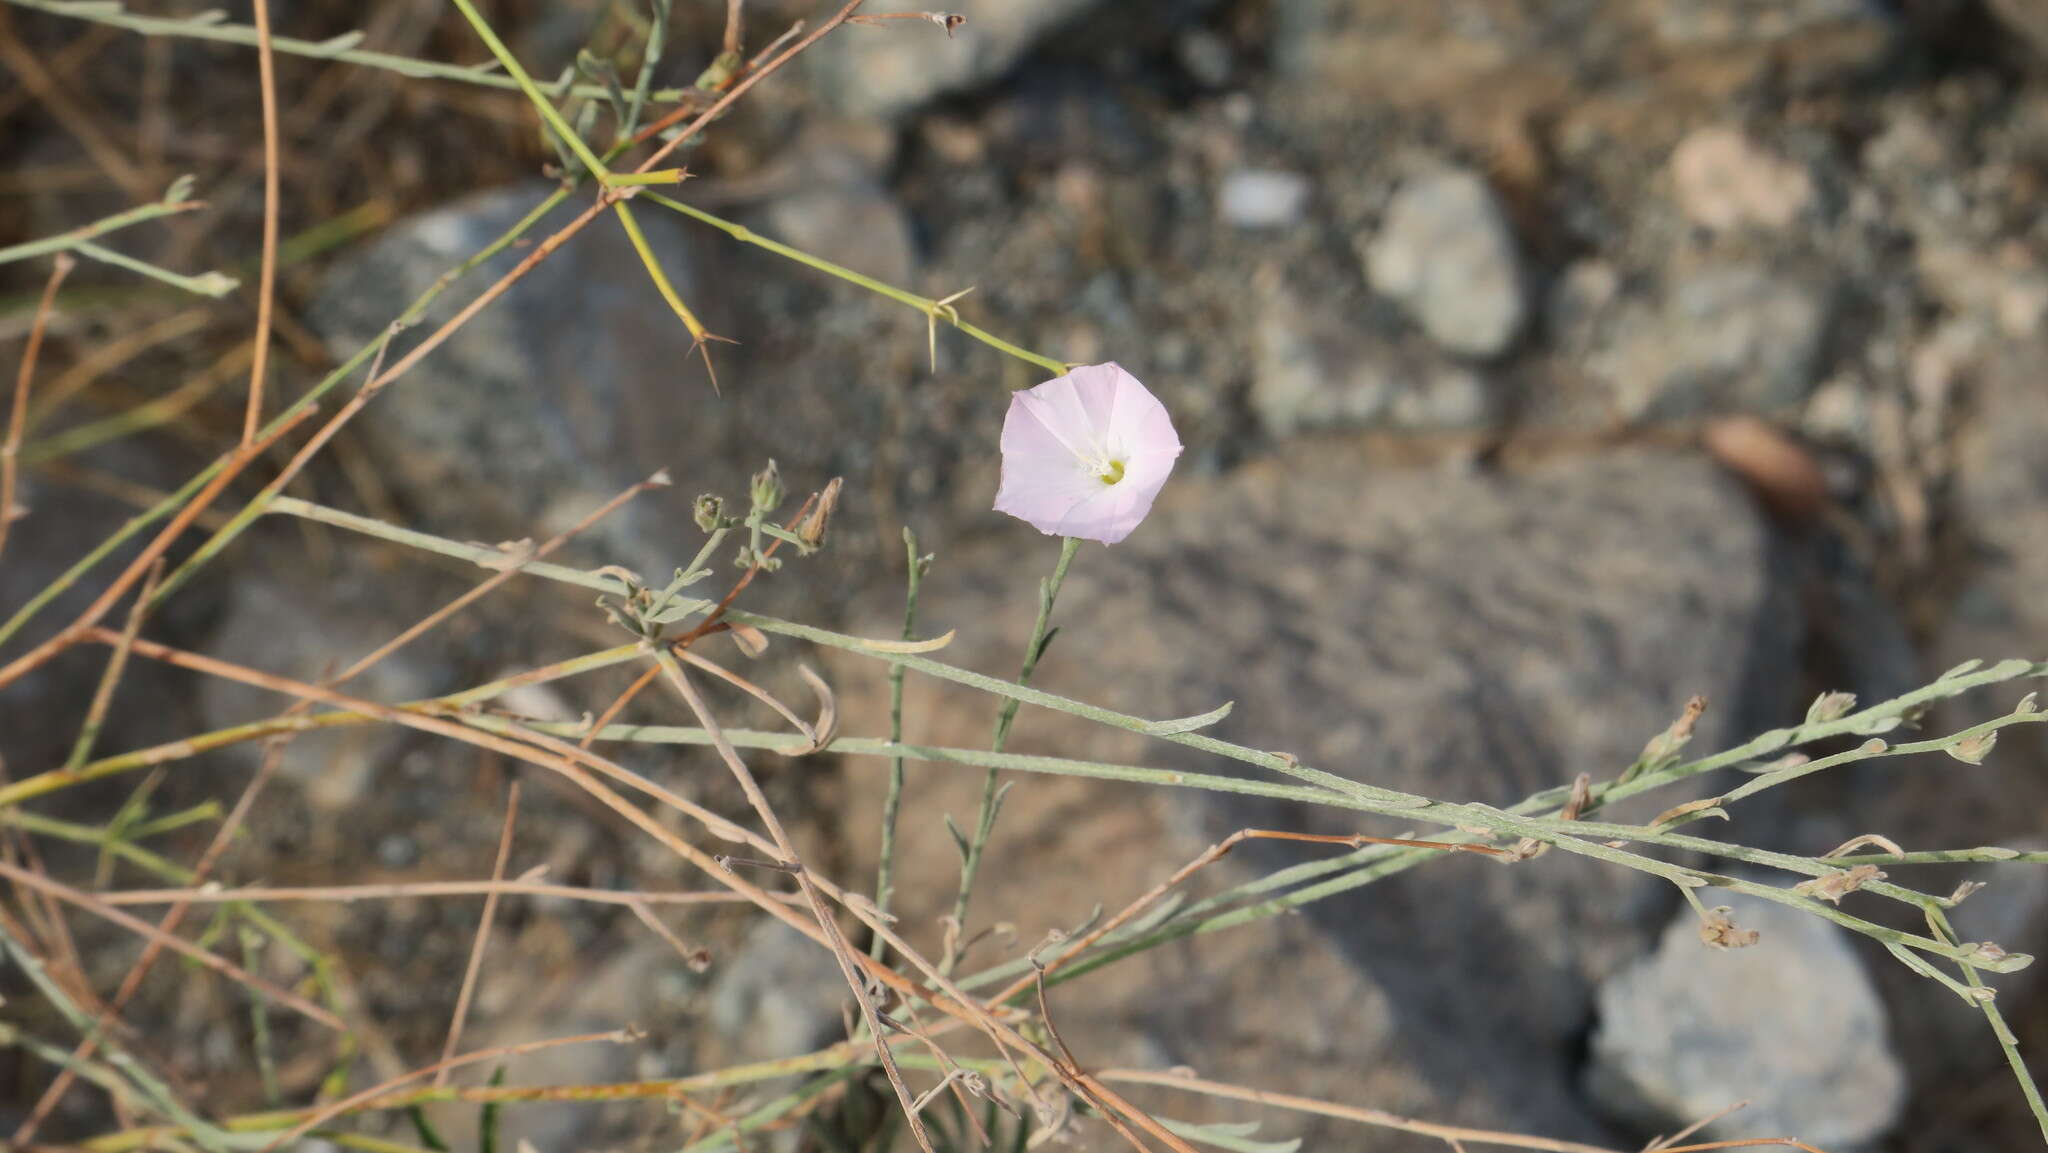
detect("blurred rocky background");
top-left (7, 0), bottom-right (2048, 1148)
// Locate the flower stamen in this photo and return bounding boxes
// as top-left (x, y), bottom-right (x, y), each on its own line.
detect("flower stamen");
top-left (1097, 459), bottom-right (1127, 486)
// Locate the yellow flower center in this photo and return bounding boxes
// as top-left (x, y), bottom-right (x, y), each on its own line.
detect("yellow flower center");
top-left (1097, 459), bottom-right (1126, 485)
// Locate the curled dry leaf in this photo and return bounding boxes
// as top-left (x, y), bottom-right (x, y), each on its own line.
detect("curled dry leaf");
top-left (1792, 864), bottom-right (1886, 904)
top-left (726, 621), bottom-right (769, 657)
top-left (474, 538), bottom-right (538, 572)
top-left (1651, 796), bottom-right (1730, 828)
top-left (774, 663), bottom-right (838, 755)
top-left (859, 629), bottom-right (956, 654)
top-left (1823, 833), bottom-right (1905, 859)
top-left (1699, 906), bottom-right (1760, 950)
top-left (1948, 880), bottom-right (1988, 906)
top-left (1701, 414), bottom-right (1829, 520)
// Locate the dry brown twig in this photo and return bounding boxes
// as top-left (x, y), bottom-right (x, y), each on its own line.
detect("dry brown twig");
top-left (435, 780), bottom-right (521, 1085)
top-left (0, 253), bottom-right (74, 565)
top-left (13, 720), bottom-right (300, 1142)
top-left (258, 1028), bottom-right (640, 1151)
top-left (0, 403), bottom-right (317, 694)
top-left (242, 0), bottom-right (280, 444)
top-left (0, 859), bottom-right (339, 1030)
top-left (92, 878), bottom-right (749, 908)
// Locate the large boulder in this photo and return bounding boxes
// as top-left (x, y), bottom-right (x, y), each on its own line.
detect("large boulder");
top-left (821, 446), bottom-right (1796, 1142)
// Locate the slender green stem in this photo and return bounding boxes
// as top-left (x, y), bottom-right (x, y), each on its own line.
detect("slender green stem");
top-left (71, 241), bottom-right (237, 297)
top-left (642, 191), bottom-right (1070, 376)
top-left (446, 0), bottom-right (609, 178)
top-left (79, 1044), bottom-right (880, 1152)
top-left (622, 0), bottom-right (670, 138)
top-left (0, 0), bottom-right (707, 108)
top-left (611, 197), bottom-right (711, 341)
top-left (0, 200), bottom-right (198, 267)
top-left (873, 528), bottom-right (929, 959)
top-left (1929, 906), bottom-right (2048, 1141)
top-left (266, 495), bottom-right (636, 594)
top-left (0, 921), bottom-right (234, 1151)
top-left (945, 536), bottom-right (1079, 972)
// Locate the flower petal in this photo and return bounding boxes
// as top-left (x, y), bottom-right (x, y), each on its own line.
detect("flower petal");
top-left (993, 363), bottom-right (1182, 544)
top-left (1104, 365), bottom-right (1182, 461)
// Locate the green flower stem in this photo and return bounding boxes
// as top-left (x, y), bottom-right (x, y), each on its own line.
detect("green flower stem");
top-left (873, 529), bottom-right (929, 959)
top-left (945, 536), bottom-right (1079, 972)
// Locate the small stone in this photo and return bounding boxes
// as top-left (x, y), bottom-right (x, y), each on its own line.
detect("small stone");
top-left (1218, 169), bottom-right (1311, 229)
top-left (1987, 0), bottom-right (2048, 60)
top-left (376, 835), bottom-right (419, 869)
top-left (1364, 168), bottom-right (1527, 359)
top-left (1649, 0), bottom-right (1895, 81)
top-left (1653, 0), bottom-right (1885, 44)
top-left (1248, 276), bottom-right (1500, 437)
top-left (1670, 126), bottom-right (1813, 231)
top-left (1596, 263), bottom-right (1835, 418)
top-left (1587, 896), bottom-right (1906, 1147)
top-left (807, 0), bottom-right (1107, 119)
top-left (1917, 242), bottom-right (2048, 339)
top-left (707, 920), bottom-right (846, 1063)
top-left (760, 146), bottom-right (917, 288)
top-left (1177, 28), bottom-right (1234, 88)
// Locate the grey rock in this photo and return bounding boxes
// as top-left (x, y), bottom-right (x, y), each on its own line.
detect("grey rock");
top-left (1587, 895), bottom-right (1907, 1148)
top-left (1670, 126), bottom-right (1814, 232)
top-left (1653, 0), bottom-right (1887, 43)
top-left (1988, 0), bottom-right (2048, 60)
top-left (1250, 276), bottom-right (1500, 435)
top-left (1364, 169), bottom-right (1527, 359)
top-left (1596, 262), bottom-right (1836, 419)
top-left (756, 139), bottom-right (918, 288)
top-left (306, 184), bottom-right (707, 574)
top-left (707, 919), bottom-right (847, 1063)
top-left (831, 448), bottom-right (1795, 1141)
top-left (1218, 169), bottom-right (1311, 229)
top-left (195, 574), bottom-right (444, 812)
top-left (1651, 0), bottom-right (1895, 86)
top-left (0, 442), bottom-right (211, 777)
top-left (806, 0), bottom-right (1106, 119)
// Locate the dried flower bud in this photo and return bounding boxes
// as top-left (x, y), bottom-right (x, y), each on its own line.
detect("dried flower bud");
top-left (1805, 690), bottom-right (1858, 724)
top-left (1793, 864), bottom-right (1886, 904)
top-left (1947, 732), bottom-right (1998, 765)
top-left (798, 477), bottom-right (844, 551)
top-left (693, 493), bottom-right (726, 532)
top-left (1699, 906), bottom-right (1760, 949)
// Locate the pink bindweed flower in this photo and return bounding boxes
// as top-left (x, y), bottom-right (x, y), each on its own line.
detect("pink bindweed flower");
top-left (994, 362), bottom-right (1182, 544)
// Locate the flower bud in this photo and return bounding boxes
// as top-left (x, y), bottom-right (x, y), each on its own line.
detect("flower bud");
top-left (750, 459), bottom-right (784, 514)
top-left (693, 493), bottom-right (726, 532)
